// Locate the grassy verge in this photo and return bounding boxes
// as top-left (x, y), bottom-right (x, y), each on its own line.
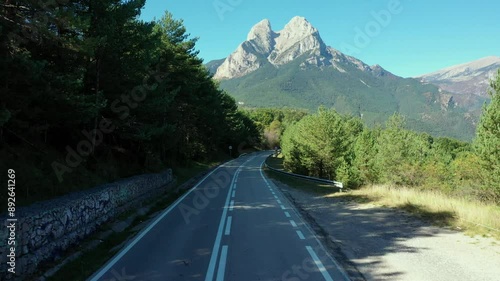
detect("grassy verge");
top-left (341, 185), bottom-right (500, 239)
top-left (45, 160), bottom-right (223, 281)
top-left (265, 156), bottom-right (500, 240)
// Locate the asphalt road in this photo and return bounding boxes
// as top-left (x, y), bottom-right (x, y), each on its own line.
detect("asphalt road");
top-left (88, 152), bottom-right (350, 281)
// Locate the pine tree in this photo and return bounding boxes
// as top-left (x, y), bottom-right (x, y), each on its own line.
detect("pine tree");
top-left (475, 70), bottom-right (500, 200)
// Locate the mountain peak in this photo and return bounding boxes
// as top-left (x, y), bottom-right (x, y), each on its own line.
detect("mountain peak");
top-left (269, 16), bottom-right (325, 65)
top-left (275, 16), bottom-right (320, 50)
top-left (214, 16), bottom-right (327, 79)
top-left (247, 19), bottom-right (273, 41)
top-left (282, 16), bottom-right (317, 35)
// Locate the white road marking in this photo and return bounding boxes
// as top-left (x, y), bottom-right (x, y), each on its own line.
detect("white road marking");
top-left (280, 204), bottom-right (286, 210)
top-left (205, 157), bottom-right (254, 281)
top-left (296, 230), bottom-right (305, 240)
top-left (259, 155), bottom-right (350, 281)
top-left (232, 190), bottom-right (235, 198)
top-left (274, 195), bottom-right (278, 199)
top-left (204, 177), bottom-right (236, 281)
top-left (225, 216), bottom-right (232, 236)
top-left (215, 245), bottom-right (229, 281)
top-left (277, 199), bottom-right (282, 204)
top-left (89, 159), bottom-right (239, 281)
top-left (306, 246), bottom-right (334, 281)
top-left (290, 220), bottom-right (297, 227)
top-left (229, 200), bottom-right (235, 211)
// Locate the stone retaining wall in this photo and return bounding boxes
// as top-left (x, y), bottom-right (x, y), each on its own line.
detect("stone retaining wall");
top-left (0, 170), bottom-right (175, 280)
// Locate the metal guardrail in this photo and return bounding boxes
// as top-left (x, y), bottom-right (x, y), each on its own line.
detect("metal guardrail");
top-left (264, 157), bottom-right (344, 191)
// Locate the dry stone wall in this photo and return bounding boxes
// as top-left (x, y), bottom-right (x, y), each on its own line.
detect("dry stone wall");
top-left (0, 169), bottom-right (175, 280)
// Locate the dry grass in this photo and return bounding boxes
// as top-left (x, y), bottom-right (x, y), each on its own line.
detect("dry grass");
top-left (332, 185), bottom-right (500, 239)
top-left (265, 155), bottom-right (500, 239)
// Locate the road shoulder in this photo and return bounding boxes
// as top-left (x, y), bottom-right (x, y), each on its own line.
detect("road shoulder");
top-left (270, 178), bottom-right (500, 281)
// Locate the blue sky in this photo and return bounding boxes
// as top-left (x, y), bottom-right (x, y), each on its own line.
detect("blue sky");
top-left (140, 0), bottom-right (499, 77)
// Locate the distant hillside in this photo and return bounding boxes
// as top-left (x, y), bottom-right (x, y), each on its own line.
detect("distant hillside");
top-left (208, 17), bottom-right (478, 140)
top-left (418, 56), bottom-right (500, 98)
top-left (206, 58), bottom-right (225, 75)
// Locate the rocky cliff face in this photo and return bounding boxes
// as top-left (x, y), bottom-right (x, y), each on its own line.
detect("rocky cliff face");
top-left (268, 16), bottom-right (326, 65)
top-left (213, 17), bottom-right (392, 80)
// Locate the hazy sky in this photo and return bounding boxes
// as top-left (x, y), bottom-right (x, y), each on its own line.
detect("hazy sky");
top-left (140, 0), bottom-right (499, 77)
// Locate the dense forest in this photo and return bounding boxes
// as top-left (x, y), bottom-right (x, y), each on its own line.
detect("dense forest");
top-left (0, 1), bottom-right (257, 204)
top-left (277, 71), bottom-right (500, 203)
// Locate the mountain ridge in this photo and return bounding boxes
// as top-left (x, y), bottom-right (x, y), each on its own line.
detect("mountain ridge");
top-left (417, 56), bottom-right (500, 99)
top-left (208, 17), bottom-right (487, 140)
top-left (213, 16), bottom-right (396, 80)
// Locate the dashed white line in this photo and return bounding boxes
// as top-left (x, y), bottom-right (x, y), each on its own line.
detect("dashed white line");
top-left (296, 230), bottom-right (305, 240)
top-left (306, 246), bottom-right (334, 281)
top-left (290, 220), bottom-right (297, 227)
top-left (229, 200), bottom-right (235, 211)
top-left (274, 195), bottom-right (279, 199)
top-left (231, 190), bottom-right (235, 198)
top-left (204, 162), bottom-right (245, 281)
top-left (215, 245), bottom-right (229, 281)
top-left (225, 216), bottom-right (232, 236)
top-left (89, 162), bottom-right (231, 281)
top-left (259, 156), bottom-right (351, 281)
top-left (280, 205), bottom-right (286, 210)
top-left (277, 199), bottom-right (282, 204)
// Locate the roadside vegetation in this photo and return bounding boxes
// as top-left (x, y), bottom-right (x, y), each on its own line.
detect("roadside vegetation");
top-left (259, 71), bottom-right (500, 237)
top-left (265, 157), bottom-right (500, 240)
top-left (275, 71), bottom-right (500, 204)
top-left (1, 4), bottom-right (258, 205)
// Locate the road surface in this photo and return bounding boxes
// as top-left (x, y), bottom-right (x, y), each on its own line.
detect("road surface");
top-left (88, 152), bottom-right (350, 281)
top-left (275, 180), bottom-right (500, 281)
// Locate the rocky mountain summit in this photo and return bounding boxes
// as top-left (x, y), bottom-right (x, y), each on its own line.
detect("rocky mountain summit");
top-left (214, 16), bottom-right (393, 80)
top-left (207, 16), bottom-right (495, 140)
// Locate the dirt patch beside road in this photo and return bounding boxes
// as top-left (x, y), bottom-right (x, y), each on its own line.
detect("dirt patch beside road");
top-left (272, 179), bottom-right (500, 281)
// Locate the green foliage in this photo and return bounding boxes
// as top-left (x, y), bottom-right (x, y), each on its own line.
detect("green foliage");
top-left (279, 107), bottom-right (496, 203)
top-left (281, 108), bottom-right (362, 186)
top-left (353, 128), bottom-right (381, 184)
top-left (376, 114), bottom-right (431, 186)
top-left (0, 6), bottom-right (258, 203)
top-left (475, 70), bottom-right (500, 200)
top-left (244, 108), bottom-right (308, 148)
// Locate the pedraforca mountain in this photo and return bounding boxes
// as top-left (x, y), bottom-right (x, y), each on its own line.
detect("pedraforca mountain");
top-left (267, 16), bottom-right (327, 66)
top-left (214, 16), bottom-right (392, 80)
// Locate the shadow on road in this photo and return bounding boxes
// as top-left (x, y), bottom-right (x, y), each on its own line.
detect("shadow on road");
top-left (276, 184), bottom-right (461, 281)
